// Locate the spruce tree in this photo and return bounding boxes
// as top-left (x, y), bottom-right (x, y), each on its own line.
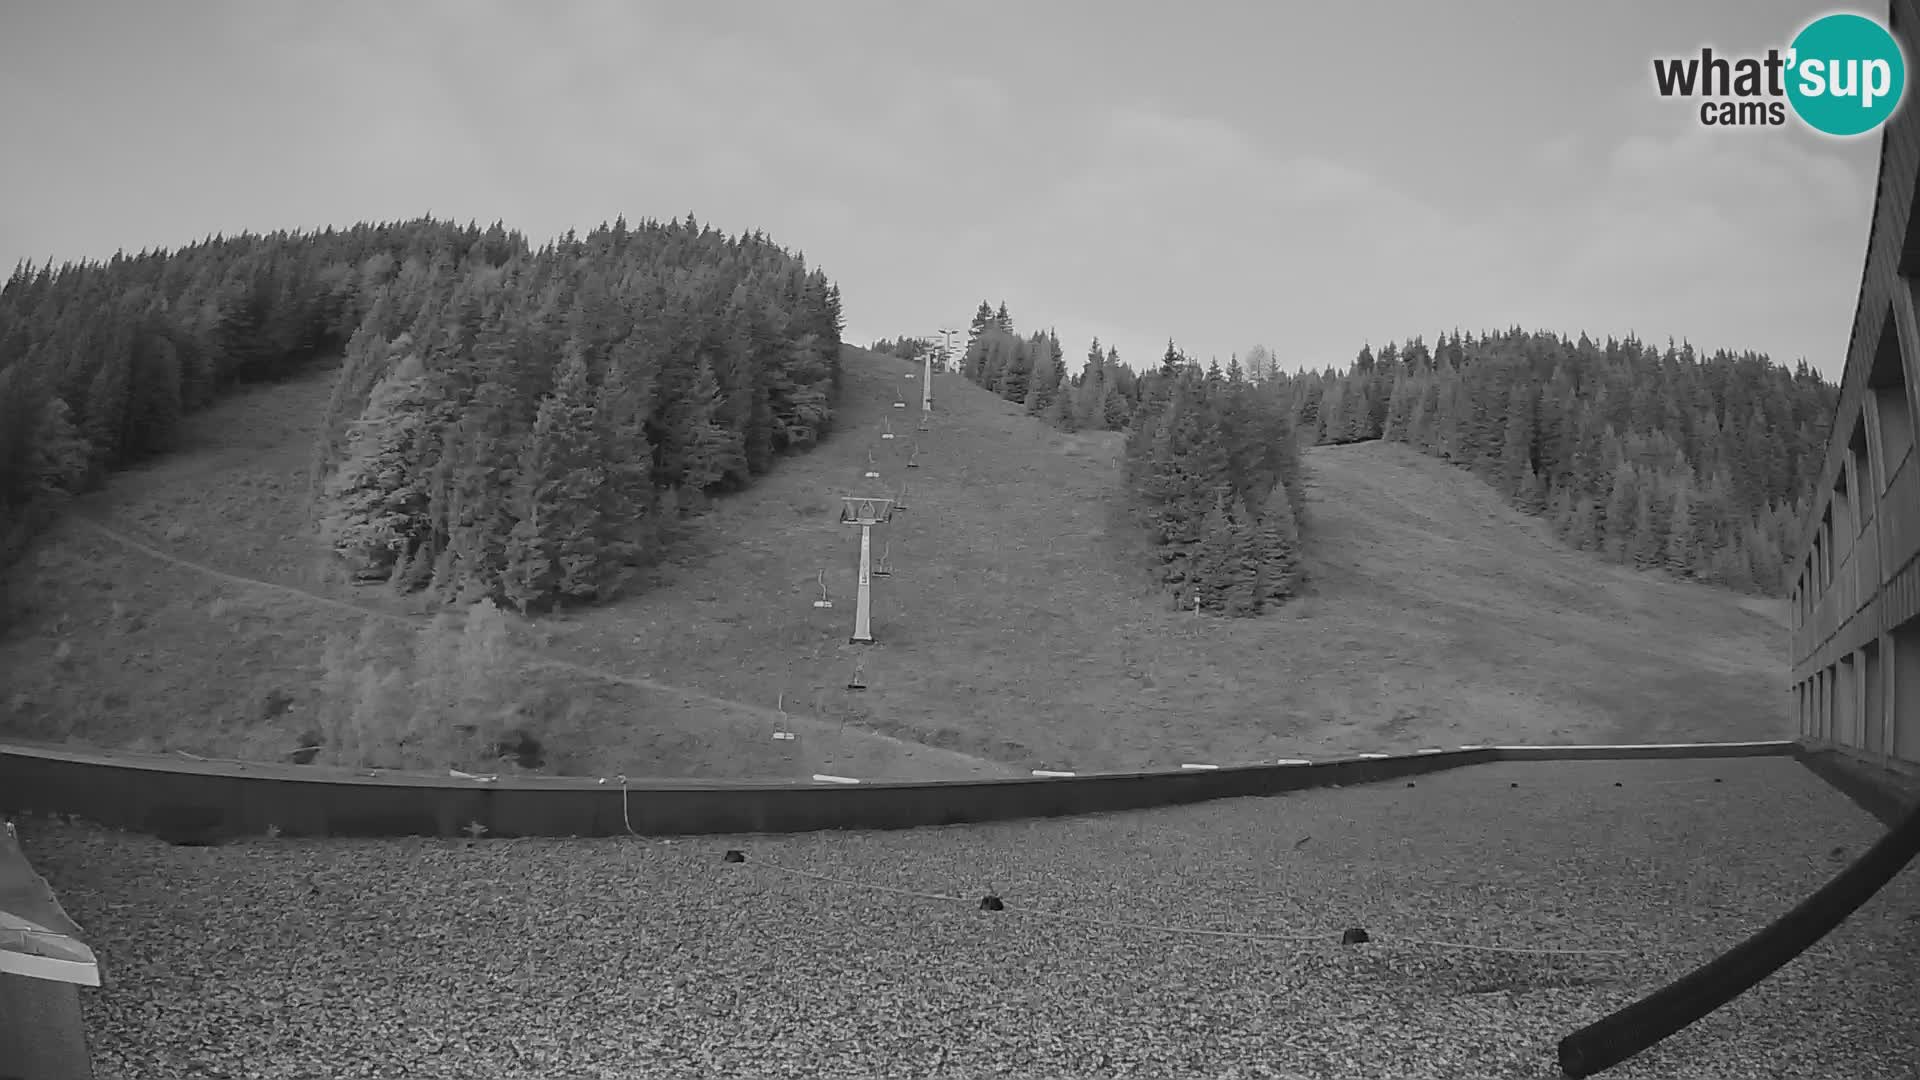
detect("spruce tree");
top-left (1223, 497), bottom-right (1264, 616)
top-left (503, 344), bottom-right (604, 611)
top-left (1101, 382), bottom-right (1132, 430)
top-left (1500, 380), bottom-right (1536, 499)
top-left (967, 300), bottom-right (995, 347)
top-left (1316, 382), bottom-right (1342, 444)
top-left (1407, 386), bottom-right (1433, 451)
top-left (434, 373), bottom-right (520, 601)
top-left (1076, 338), bottom-right (1107, 430)
top-left (1665, 478), bottom-right (1698, 575)
top-left (1050, 384), bottom-right (1078, 432)
top-left (1382, 374), bottom-right (1415, 443)
top-left (1601, 463), bottom-right (1637, 559)
top-left (1253, 480), bottom-right (1303, 604)
top-left (324, 352), bottom-right (439, 578)
top-left (28, 397), bottom-right (89, 501)
top-left (1191, 489), bottom-right (1236, 610)
top-left (678, 354), bottom-right (747, 492)
top-left (594, 341), bottom-right (657, 592)
top-left (1629, 480), bottom-right (1660, 567)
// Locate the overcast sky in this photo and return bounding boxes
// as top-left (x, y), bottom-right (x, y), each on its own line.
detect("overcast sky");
top-left (0, 1), bottom-right (1887, 378)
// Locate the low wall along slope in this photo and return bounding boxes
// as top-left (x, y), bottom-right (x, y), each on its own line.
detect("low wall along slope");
top-left (0, 740), bottom-right (1800, 842)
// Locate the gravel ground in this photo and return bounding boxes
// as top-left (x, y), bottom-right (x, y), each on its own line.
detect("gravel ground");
top-left (17, 756), bottom-right (1920, 1079)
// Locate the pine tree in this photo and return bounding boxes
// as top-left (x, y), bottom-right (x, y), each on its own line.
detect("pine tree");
top-left (1254, 481), bottom-right (1303, 604)
top-left (1665, 478), bottom-right (1698, 575)
top-left (1027, 331), bottom-right (1067, 418)
top-left (81, 346), bottom-right (132, 478)
top-left (1158, 340), bottom-right (1183, 382)
top-left (1316, 382), bottom-right (1343, 444)
top-left (678, 354), bottom-right (747, 492)
top-left (967, 300), bottom-right (995, 347)
top-left (503, 344), bottom-right (604, 611)
top-left (1129, 403), bottom-right (1192, 584)
top-left (1050, 381), bottom-right (1078, 432)
top-left (1629, 480), bottom-right (1660, 567)
top-left (1341, 380), bottom-right (1372, 441)
top-left (1601, 463), bottom-right (1637, 559)
top-left (1222, 497), bottom-right (1264, 616)
top-left (434, 374), bottom-right (520, 600)
top-left (1382, 374), bottom-right (1416, 443)
top-left (1075, 338), bottom-right (1107, 430)
top-left (1500, 380), bottom-right (1536, 498)
top-left (1191, 490), bottom-right (1236, 611)
top-left (323, 352), bottom-right (439, 579)
top-left (593, 341), bottom-right (655, 594)
top-left (28, 397), bottom-right (89, 501)
top-left (1407, 383), bottom-right (1434, 451)
top-left (1101, 382), bottom-right (1132, 430)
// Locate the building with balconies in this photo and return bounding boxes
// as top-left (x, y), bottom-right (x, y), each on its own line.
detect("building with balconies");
top-left (1790, 0), bottom-right (1920, 783)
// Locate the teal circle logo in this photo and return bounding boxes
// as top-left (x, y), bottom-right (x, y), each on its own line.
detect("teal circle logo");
top-left (1786, 13), bottom-right (1907, 136)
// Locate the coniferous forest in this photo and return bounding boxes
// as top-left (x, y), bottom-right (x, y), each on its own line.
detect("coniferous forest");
top-left (5, 230), bottom-right (1839, 620)
top-left (1275, 330), bottom-right (1837, 594)
top-left (920, 305), bottom-right (1836, 603)
top-left (911, 301), bottom-right (1307, 615)
top-left (0, 215), bottom-right (845, 612)
top-left (1120, 344), bottom-right (1308, 615)
top-left (875, 300), bottom-right (1146, 434)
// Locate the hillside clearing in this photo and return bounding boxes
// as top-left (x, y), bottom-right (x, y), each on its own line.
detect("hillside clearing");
top-left (0, 346), bottom-right (1791, 778)
top-left (543, 347), bottom-right (1792, 771)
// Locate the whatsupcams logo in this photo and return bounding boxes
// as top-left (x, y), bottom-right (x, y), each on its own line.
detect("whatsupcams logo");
top-left (1651, 11), bottom-right (1907, 136)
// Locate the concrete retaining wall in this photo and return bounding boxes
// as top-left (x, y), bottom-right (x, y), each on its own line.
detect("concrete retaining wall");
top-left (0, 740), bottom-right (1803, 841)
top-left (1794, 744), bottom-right (1920, 827)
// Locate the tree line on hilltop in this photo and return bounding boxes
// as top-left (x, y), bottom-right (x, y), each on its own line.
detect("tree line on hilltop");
top-left (878, 302), bottom-right (1307, 616)
top-left (1269, 330), bottom-right (1835, 593)
top-left (886, 306), bottom-right (1835, 599)
top-left (872, 300), bottom-right (1147, 433)
top-left (0, 215), bottom-right (844, 613)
